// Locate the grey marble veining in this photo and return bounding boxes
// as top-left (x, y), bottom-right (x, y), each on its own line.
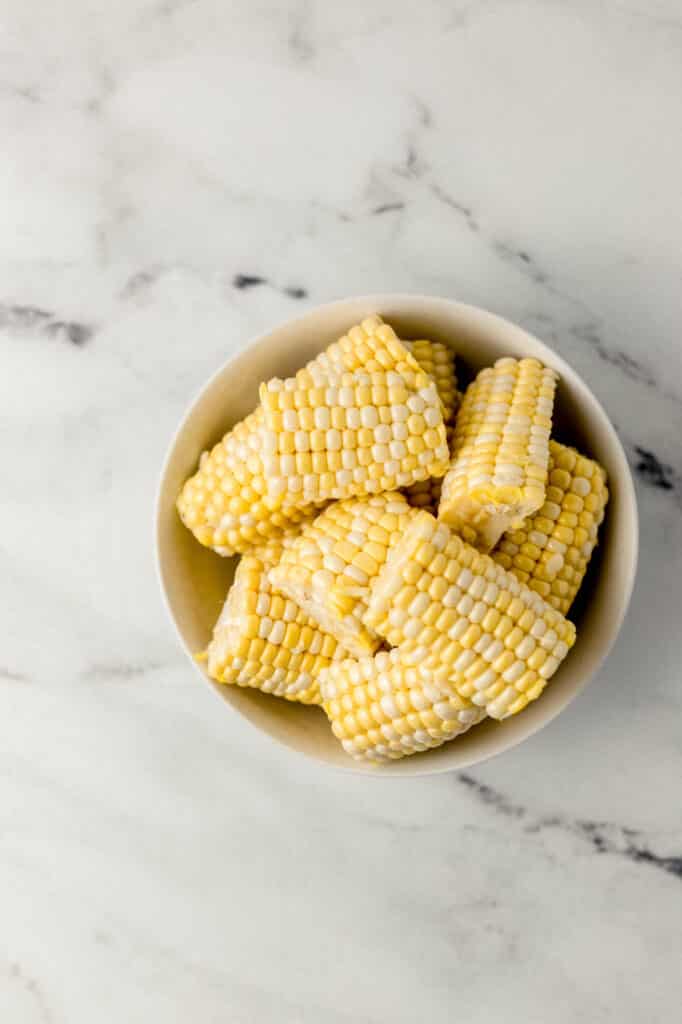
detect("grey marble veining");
top-left (1, 1), bottom-right (681, 1021)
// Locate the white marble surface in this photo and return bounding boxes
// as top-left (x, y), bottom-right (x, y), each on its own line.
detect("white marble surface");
top-left (2, 1), bottom-right (681, 1021)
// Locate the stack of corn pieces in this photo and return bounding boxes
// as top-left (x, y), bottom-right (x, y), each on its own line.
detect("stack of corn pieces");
top-left (178, 316), bottom-right (609, 764)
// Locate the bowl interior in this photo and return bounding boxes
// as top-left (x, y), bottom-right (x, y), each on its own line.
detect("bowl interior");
top-left (156, 295), bottom-right (638, 775)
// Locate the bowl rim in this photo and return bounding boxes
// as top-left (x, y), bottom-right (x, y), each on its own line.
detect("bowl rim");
top-left (155, 293), bottom-right (639, 777)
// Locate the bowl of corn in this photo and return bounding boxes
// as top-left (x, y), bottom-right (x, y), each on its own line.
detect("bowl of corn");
top-left (156, 295), bottom-right (638, 775)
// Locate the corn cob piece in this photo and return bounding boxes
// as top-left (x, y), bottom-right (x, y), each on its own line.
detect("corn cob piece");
top-left (438, 358), bottom-right (559, 551)
top-left (365, 511), bottom-right (576, 720)
top-left (269, 493), bottom-right (418, 657)
top-left (404, 474), bottom-right (444, 514)
top-left (315, 315), bottom-right (432, 377)
top-left (206, 539), bottom-right (345, 704)
top-left (319, 327), bottom-right (458, 424)
top-left (177, 408), bottom-right (320, 557)
top-left (250, 527), bottom-right (306, 569)
top-left (177, 317), bottom-right (449, 552)
top-left (492, 441), bottom-right (608, 615)
top-left (320, 648), bottom-right (486, 763)
top-left (176, 319), bottom-right (392, 557)
top-left (403, 347), bottom-right (458, 513)
top-left (403, 390), bottom-right (463, 515)
top-left (260, 349), bottom-right (449, 508)
top-left (404, 339), bottom-right (458, 424)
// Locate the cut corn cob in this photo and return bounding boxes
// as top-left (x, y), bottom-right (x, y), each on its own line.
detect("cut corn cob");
top-left (260, 340), bottom-right (449, 506)
top-left (177, 318), bottom-right (451, 553)
top-left (404, 339), bottom-right (458, 424)
top-left (365, 511), bottom-right (576, 719)
top-left (404, 474), bottom-right (444, 514)
top-left (177, 408), bottom-right (319, 556)
top-left (320, 648), bottom-right (486, 763)
top-left (206, 539), bottom-right (344, 703)
top-left (315, 315), bottom-right (434, 377)
top-left (269, 493), bottom-right (418, 657)
top-left (250, 527), bottom-right (306, 569)
top-left (438, 358), bottom-right (558, 551)
top-left (403, 348), bottom-right (458, 514)
top-left (177, 319), bottom-right (398, 558)
top-left (403, 388), bottom-right (463, 515)
top-left (492, 441), bottom-right (608, 615)
top-left (319, 327), bottom-right (458, 425)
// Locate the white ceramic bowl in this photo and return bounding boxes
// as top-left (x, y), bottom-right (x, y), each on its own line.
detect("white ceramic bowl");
top-left (156, 295), bottom-right (638, 775)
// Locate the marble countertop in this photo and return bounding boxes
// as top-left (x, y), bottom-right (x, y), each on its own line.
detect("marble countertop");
top-left (2, 2), bottom-right (681, 1021)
